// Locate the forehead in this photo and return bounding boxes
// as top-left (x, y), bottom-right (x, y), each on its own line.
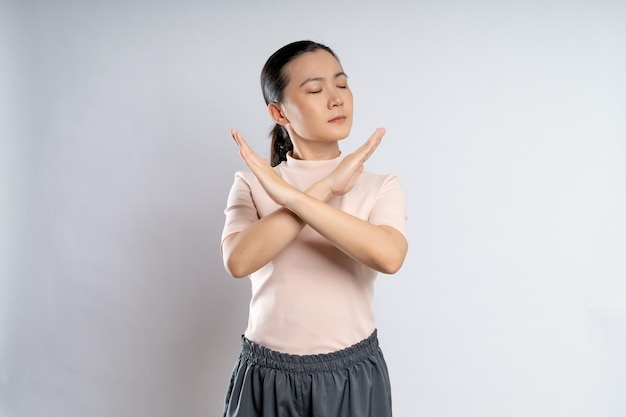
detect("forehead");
top-left (284, 50), bottom-right (343, 84)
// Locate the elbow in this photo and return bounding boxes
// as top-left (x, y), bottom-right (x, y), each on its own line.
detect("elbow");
top-left (222, 237), bottom-right (251, 278)
top-left (373, 227), bottom-right (407, 275)
top-left (376, 241), bottom-right (408, 275)
top-left (226, 266), bottom-right (249, 279)
top-left (371, 250), bottom-right (405, 274)
top-left (378, 256), bottom-right (404, 275)
top-left (224, 256), bottom-right (249, 279)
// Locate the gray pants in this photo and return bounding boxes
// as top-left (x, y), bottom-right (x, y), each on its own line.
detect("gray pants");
top-left (223, 330), bottom-right (393, 417)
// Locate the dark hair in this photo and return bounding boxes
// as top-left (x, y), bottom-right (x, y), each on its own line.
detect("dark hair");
top-left (261, 40), bottom-right (339, 167)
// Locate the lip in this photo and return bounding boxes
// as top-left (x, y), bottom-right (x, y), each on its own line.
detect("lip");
top-left (328, 115), bottom-right (347, 123)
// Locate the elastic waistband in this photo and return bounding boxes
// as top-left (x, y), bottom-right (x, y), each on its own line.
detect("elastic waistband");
top-left (240, 330), bottom-right (380, 373)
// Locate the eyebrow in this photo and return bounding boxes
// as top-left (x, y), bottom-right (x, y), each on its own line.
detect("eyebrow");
top-left (299, 71), bottom-right (348, 87)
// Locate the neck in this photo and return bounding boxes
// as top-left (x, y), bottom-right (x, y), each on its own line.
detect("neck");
top-left (291, 146), bottom-right (341, 161)
top-left (288, 133), bottom-right (343, 161)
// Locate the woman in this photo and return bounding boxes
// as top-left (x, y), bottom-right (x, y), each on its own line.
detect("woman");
top-left (221, 40), bottom-right (408, 417)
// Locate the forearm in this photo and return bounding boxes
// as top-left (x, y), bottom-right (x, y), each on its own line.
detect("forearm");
top-left (224, 129), bottom-right (400, 276)
top-left (284, 190), bottom-right (408, 274)
top-left (222, 181), bottom-right (333, 278)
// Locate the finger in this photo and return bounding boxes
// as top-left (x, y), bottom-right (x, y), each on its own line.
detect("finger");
top-left (230, 129), bottom-right (239, 145)
top-left (231, 129), bottom-right (248, 149)
top-left (231, 130), bottom-right (263, 169)
top-left (231, 130), bottom-right (261, 160)
top-left (357, 127), bottom-right (384, 152)
top-left (357, 127), bottom-right (385, 162)
top-left (231, 130), bottom-right (250, 161)
top-left (367, 127), bottom-right (385, 147)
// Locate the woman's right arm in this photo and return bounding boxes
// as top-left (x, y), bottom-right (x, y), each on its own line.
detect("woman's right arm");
top-left (222, 180), bottom-right (330, 278)
top-left (222, 129), bottom-right (382, 278)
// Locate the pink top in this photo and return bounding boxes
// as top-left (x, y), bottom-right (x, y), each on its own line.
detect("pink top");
top-left (221, 154), bottom-right (407, 354)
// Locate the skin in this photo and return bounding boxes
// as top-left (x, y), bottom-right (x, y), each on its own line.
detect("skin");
top-left (269, 49), bottom-right (353, 160)
top-left (222, 50), bottom-right (408, 278)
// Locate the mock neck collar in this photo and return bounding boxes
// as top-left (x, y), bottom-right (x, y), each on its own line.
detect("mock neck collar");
top-left (282, 153), bottom-right (343, 173)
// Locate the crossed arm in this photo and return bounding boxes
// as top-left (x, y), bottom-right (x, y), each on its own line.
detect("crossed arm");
top-left (221, 128), bottom-right (408, 278)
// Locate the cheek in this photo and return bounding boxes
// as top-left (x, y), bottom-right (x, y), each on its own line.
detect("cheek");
top-left (346, 90), bottom-right (354, 105)
top-left (293, 100), bottom-right (322, 123)
top-left (339, 89), bottom-right (353, 108)
top-left (282, 100), bottom-right (304, 122)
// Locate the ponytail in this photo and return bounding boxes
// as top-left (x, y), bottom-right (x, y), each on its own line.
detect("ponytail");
top-left (270, 124), bottom-right (292, 167)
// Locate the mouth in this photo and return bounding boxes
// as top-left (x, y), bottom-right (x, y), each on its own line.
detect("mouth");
top-left (328, 115), bottom-right (347, 123)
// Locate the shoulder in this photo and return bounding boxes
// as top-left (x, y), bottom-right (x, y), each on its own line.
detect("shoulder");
top-left (231, 170), bottom-right (264, 188)
top-left (233, 164), bottom-right (282, 182)
top-left (358, 170), bottom-right (404, 191)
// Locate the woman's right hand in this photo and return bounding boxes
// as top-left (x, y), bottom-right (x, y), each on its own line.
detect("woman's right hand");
top-left (321, 127), bottom-right (385, 196)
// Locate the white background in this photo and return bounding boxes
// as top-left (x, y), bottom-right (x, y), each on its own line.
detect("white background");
top-left (1, 0), bottom-right (625, 416)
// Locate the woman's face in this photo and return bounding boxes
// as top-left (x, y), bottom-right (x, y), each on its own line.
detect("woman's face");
top-left (278, 50), bottom-right (353, 147)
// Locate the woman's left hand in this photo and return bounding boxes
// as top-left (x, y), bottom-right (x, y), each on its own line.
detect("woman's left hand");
top-left (230, 129), bottom-right (297, 206)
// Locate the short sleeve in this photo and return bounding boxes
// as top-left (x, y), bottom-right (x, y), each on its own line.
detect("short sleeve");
top-left (368, 175), bottom-right (408, 240)
top-left (221, 171), bottom-right (259, 247)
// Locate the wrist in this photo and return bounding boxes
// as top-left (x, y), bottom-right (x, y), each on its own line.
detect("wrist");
top-left (308, 179), bottom-right (334, 202)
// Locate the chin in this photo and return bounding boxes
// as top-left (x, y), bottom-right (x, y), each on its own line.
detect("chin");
top-left (330, 125), bottom-right (352, 140)
top-left (328, 132), bottom-right (349, 142)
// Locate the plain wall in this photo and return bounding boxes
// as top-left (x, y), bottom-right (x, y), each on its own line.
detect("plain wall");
top-left (1, 0), bottom-right (625, 416)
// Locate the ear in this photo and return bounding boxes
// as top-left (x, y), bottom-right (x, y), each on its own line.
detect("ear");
top-left (268, 103), bottom-right (289, 126)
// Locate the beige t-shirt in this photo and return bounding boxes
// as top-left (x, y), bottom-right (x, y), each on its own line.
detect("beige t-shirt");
top-left (221, 154), bottom-right (407, 354)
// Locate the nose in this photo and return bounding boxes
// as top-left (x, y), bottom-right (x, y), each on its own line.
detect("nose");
top-left (328, 89), bottom-right (343, 108)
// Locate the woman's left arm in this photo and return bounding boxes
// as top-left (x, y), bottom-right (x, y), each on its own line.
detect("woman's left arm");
top-left (285, 191), bottom-right (408, 274)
